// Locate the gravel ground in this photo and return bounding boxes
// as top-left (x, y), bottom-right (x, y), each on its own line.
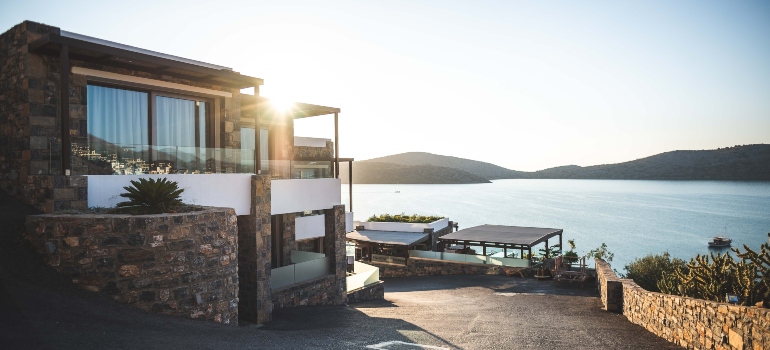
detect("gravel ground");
top-left (0, 190), bottom-right (677, 349)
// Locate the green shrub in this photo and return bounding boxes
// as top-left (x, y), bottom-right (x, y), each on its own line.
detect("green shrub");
top-left (623, 252), bottom-right (687, 292)
top-left (587, 242), bottom-right (615, 262)
top-left (367, 213), bottom-right (444, 223)
top-left (110, 177), bottom-right (185, 215)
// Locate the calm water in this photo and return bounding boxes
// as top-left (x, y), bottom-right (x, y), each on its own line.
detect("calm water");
top-left (341, 180), bottom-right (770, 270)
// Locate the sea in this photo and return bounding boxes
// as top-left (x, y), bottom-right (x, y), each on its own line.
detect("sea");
top-left (341, 179), bottom-right (770, 270)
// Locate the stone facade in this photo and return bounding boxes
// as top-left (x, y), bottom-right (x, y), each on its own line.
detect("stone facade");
top-left (238, 174), bottom-right (272, 323)
top-left (267, 204), bottom-right (348, 310)
top-left (596, 259), bottom-right (770, 350)
top-left (370, 257), bottom-right (526, 278)
top-left (25, 207), bottom-right (239, 325)
top-left (346, 281), bottom-right (385, 304)
top-left (272, 274), bottom-right (338, 309)
top-left (324, 204), bottom-right (348, 305)
top-left (293, 141), bottom-right (333, 159)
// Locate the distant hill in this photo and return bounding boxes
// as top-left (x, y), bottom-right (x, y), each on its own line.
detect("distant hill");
top-left (343, 145), bottom-right (770, 183)
top-left (363, 152), bottom-right (527, 179)
top-left (339, 162), bottom-right (490, 184)
top-left (530, 145), bottom-right (770, 180)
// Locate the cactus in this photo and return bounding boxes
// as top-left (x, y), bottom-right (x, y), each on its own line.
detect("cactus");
top-left (733, 242), bottom-right (770, 306)
top-left (657, 269), bottom-right (685, 295)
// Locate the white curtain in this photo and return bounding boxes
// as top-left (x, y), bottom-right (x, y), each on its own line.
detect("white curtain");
top-left (87, 85), bottom-right (148, 147)
top-left (155, 96), bottom-right (195, 147)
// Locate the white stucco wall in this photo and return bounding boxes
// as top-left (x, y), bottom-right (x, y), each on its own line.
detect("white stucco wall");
top-left (355, 218), bottom-right (449, 233)
top-left (271, 178), bottom-right (342, 215)
top-left (294, 136), bottom-right (331, 148)
top-left (295, 214), bottom-right (326, 240)
top-left (87, 174), bottom-right (252, 215)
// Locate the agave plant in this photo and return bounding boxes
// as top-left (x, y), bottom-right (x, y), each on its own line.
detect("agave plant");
top-left (112, 177), bottom-right (185, 214)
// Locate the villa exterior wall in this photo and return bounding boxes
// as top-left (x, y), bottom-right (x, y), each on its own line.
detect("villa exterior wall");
top-left (596, 259), bottom-right (770, 350)
top-left (24, 207), bottom-right (240, 325)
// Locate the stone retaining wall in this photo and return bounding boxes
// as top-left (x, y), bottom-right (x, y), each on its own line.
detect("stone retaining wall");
top-left (370, 257), bottom-right (524, 278)
top-left (271, 274), bottom-right (340, 309)
top-left (25, 207), bottom-right (239, 325)
top-left (596, 259), bottom-right (770, 349)
top-left (346, 281), bottom-right (385, 304)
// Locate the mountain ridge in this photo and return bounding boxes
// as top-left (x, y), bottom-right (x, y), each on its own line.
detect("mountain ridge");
top-left (343, 145), bottom-right (770, 183)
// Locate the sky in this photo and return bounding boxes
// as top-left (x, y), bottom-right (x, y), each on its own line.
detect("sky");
top-left (2, 0), bottom-right (769, 171)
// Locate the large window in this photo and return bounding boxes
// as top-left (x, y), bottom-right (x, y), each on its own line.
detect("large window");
top-left (84, 84), bottom-right (213, 175)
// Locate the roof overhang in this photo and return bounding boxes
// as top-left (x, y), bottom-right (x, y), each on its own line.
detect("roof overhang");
top-left (29, 32), bottom-right (263, 89)
top-left (439, 225), bottom-right (563, 248)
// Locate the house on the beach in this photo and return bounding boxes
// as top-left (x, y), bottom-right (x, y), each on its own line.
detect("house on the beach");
top-left (0, 20), bottom-right (379, 324)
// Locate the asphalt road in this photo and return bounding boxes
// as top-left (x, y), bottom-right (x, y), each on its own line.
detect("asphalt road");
top-left (0, 191), bottom-right (677, 349)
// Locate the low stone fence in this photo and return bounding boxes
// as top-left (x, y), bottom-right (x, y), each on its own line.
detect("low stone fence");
top-left (25, 207), bottom-right (239, 325)
top-left (346, 281), bottom-right (385, 304)
top-left (271, 274), bottom-right (345, 309)
top-left (369, 257), bottom-right (525, 278)
top-left (596, 259), bottom-right (770, 349)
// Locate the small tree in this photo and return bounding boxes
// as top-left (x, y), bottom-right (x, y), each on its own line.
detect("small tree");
top-left (624, 252), bottom-right (687, 292)
top-left (563, 239), bottom-right (579, 263)
top-left (111, 177), bottom-right (185, 214)
top-left (587, 242), bottom-right (615, 262)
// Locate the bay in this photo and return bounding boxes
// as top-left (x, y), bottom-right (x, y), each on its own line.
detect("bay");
top-left (342, 179), bottom-right (770, 270)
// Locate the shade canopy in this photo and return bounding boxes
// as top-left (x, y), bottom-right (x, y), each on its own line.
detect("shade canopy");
top-left (439, 225), bottom-right (563, 248)
top-left (346, 230), bottom-right (428, 246)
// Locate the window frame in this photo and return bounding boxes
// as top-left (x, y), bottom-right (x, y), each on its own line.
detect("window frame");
top-left (86, 79), bottom-right (219, 151)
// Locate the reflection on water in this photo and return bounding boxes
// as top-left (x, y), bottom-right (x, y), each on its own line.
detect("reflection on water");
top-left (343, 179), bottom-right (770, 269)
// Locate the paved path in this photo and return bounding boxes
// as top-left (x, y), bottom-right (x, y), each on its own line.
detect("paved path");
top-left (0, 191), bottom-right (677, 349)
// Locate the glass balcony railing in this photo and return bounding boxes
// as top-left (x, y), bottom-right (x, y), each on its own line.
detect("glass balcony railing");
top-left (71, 142), bottom-right (335, 178)
top-left (71, 142), bottom-right (256, 175)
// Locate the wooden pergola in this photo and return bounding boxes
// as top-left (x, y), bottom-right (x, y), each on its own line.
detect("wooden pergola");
top-left (438, 225), bottom-right (563, 262)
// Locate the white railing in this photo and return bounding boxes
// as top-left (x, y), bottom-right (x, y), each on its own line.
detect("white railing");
top-left (346, 261), bottom-right (380, 292)
top-left (271, 253), bottom-right (332, 290)
top-left (409, 250), bottom-right (530, 267)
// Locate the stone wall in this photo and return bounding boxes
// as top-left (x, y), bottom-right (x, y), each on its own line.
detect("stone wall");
top-left (267, 204), bottom-right (349, 310)
top-left (293, 141), bottom-right (333, 159)
top-left (25, 207), bottom-right (239, 325)
top-left (346, 281), bottom-right (385, 304)
top-left (324, 204), bottom-right (348, 305)
top-left (596, 259), bottom-right (770, 350)
top-left (595, 258), bottom-right (624, 312)
top-left (271, 274), bottom-right (339, 309)
top-left (0, 21), bottom-right (70, 213)
top-left (238, 174), bottom-right (272, 323)
top-left (370, 257), bottom-right (525, 278)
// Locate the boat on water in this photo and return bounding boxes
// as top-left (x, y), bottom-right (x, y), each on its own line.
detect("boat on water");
top-left (708, 236), bottom-right (732, 248)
